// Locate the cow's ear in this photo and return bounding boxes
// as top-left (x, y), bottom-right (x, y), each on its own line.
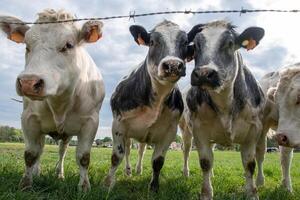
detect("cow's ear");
top-left (0, 16), bottom-right (29, 43)
top-left (187, 24), bottom-right (203, 43)
top-left (236, 27), bottom-right (264, 51)
top-left (186, 44), bottom-right (195, 62)
top-left (80, 20), bottom-right (103, 43)
top-left (267, 87), bottom-right (277, 103)
top-left (129, 25), bottom-right (150, 46)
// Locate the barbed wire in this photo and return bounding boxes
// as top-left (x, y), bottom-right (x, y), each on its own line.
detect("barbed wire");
top-left (1, 8), bottom-right (300, 25)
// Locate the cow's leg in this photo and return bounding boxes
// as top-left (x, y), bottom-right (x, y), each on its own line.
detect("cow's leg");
top-left (124, 138), bottom-right (132, 176)
top-left (56, 136), bottom-right (72, 179)
top-left (197, 143), bottom-right (214, 200)
top-left (182, 129), bottom-right (192, 177)
top-left (280, 146), bottom-right (293, 192)
top-left (104, 122), bottom-right (126, 188)
top-left (19, 133), bottom-right (45, 190)
top-left (256, 134), bottom-right (267, 187)
top-left (149, 124), bottom-right (176, 193)
top-left (32, 159), bottom-right (41, 176)
top-left (240, 143), bottom-right (258, 200)
top-left (76, 119), bottom-right (97, 192)
top-left (136, 143), bottom-right (146, 175)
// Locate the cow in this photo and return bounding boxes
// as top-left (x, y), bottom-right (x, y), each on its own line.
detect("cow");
top-left (103, 20), bottom-right (202, 192)
top-left (180, 20), bottom-right (265, 199)
top-left (0, 9), bottom-right (105, 192)
top-left (257, 64), bottom-right (300, 192)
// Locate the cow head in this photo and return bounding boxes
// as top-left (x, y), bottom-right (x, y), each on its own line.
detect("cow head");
top-left (267, 66), bottom-right (300, 148)
top-left (129, 20), bottom-right (202, 84)
top-left (0, 9), bottom-right (103, 100)
top-left (190, 20), bottom-right (264, 90)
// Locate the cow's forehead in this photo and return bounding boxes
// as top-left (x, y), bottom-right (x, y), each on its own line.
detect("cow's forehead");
top-left (25, 24), bottom-right (78, 46)
top-left (201, 26), bottom-right (228, 47)
top-left (152, 21), bottom-right (181, 37)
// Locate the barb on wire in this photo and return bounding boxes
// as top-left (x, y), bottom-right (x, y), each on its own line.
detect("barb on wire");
top-left (0, 8), bottom-right (300, 25)
top-left (11, 98), bottom-right (23, 103)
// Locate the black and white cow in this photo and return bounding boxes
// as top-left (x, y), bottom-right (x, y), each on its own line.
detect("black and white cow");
top-left (0, 9), bottom-right (105, 192)
top-left (258, 64), bottom-right (300, 192)
top-left (103, 20), bottom-right (201, 192)
top-left (180, 21), bottom-right (265, 199)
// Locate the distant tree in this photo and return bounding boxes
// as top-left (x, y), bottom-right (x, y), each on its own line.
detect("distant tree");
top-left (102, 137), bottom-right (112, 143)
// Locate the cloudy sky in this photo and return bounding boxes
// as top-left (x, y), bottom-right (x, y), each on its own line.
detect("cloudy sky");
top-left (0, 0), bottom-right (300, 139)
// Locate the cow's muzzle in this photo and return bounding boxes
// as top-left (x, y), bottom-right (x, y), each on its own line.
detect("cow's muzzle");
top-left (191, 67), bottom-right (220, 88)
top-left (17, 75), bottom-right (45, 100)
top-left (161, 59), bottom-right (186, 77)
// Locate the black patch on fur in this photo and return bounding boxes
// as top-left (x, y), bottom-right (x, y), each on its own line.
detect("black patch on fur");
top-left (117, 144), bottom-right (124, 154)
top-left (110, 62), bottom-right (154, 116)
top-left (80, 153), bottom-right (90, 168)
top-left (150, 156), bottom-right (165, 193)
top-left (48, 132), bottom-right (69, 141)
top-left (186, 87), bottom-right (219, 113)
top-left (247, 161), bottom-right (256, 176)
top-left (200, 158), bottom-right (211, 172)
top-left (111, 153), bottom-right (120, 166)
top-left (231, 61), bottom-right (264, 117)
top-left (164, 87), bottom-right (184, 115)
top-left (24, 151), bottom-right (38, 167)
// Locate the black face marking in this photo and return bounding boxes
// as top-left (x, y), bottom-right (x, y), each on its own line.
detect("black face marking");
top-left (200, 158), bottom-right (211, 172)
top-left (186, 87), bottom-right (219, 113)
top-left (247, 161), bottom-right (256, 176)
top-left (150, 156), bottom-right (165, 193)
top-left (110, 62), bottom-right (154, 115)
top-left (147, 32), bottom-right (169, 67)
top-left (164, 87), bottom-right (184, 115)
top-left (117, 144), bottom-right (124, 154)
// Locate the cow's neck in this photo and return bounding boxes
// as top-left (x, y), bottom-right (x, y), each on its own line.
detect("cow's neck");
top-left (47, 86), bottom-right (76, 133)
top-left (151, 76), bottom-right (175, 108)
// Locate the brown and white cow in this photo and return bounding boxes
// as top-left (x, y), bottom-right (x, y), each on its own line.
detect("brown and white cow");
top-left (0, 9), bottom-right (105, 192)
top-left (258, 64), bottom-right (300, 192)
top-left (103, 20), bottom-right (202, 192)
top-left (180, 21), bottom-right (265, 199)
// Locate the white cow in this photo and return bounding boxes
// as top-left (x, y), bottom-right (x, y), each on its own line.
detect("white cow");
top-left (258, 64), bottom-right (300, 192)
top-left (0, 9), bottom-right (105, 192)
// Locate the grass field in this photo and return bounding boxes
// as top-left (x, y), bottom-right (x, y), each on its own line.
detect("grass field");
top-left (0, 143), bottom-right (299, 200)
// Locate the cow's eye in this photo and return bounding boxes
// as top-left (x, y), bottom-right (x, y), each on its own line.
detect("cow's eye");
top-left (60, 42), bottom-right (74, 53)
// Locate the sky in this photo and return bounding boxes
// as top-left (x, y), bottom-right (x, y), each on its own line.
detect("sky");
top-left (0, 0), bottom-right (300, 139)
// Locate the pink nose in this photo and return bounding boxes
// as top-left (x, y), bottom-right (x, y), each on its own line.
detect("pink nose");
top-left (18, 76), bottom-right (44, 97)
top-left (275, 133), bottom-right (289, 146)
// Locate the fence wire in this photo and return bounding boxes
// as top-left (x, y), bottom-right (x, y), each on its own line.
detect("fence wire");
top-left (1, 8), bottom-right (300, 25)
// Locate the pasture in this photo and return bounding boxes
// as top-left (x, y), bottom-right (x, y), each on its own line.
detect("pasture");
top-left (0, 143), bottom-right (299, 200)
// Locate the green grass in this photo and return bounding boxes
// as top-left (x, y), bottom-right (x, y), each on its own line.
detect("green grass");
top-left (0, 143), bottom-right (299, 200)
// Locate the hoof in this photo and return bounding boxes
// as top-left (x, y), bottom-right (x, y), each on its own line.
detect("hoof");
top-left (199, 194), bottom-right (212, 200)
top-left (256, 176), bottom-right (265, 187)
top-left (19, 176), bottom-right (32, 191)
top-left (149, 180), bottom-right (159, 193)
top-left (78, 180), bottom-right (91, 192)
top-left (57, 173), bottom-right (65, 180)
top-left (103, 176), bottom-right (114, 188)
top-left (183, 169), bottom-right (190, 177)
top-left (282, 180), bottom-right (293, 193)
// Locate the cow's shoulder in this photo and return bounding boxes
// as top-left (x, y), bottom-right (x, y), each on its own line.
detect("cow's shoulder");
top-left (164, 87), bottom-right (184, 115)
top-left (110, 62), bottom-right (154, 116)
top-left (186, 86), bottom-right (218, 113)
top-left (232, 64), bottom-right (264, 116)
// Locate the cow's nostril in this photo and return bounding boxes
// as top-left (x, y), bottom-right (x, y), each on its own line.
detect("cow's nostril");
top-left (178, 63), bottom-right (184, 71)
top-left (207, 70), bottom-right (215, 79)
top-left (282, 135), bottom-right (288, 142)
top-left (33, 79), bottom-right (44, 93)
top-left (162, 62), bottom-right (170, 71)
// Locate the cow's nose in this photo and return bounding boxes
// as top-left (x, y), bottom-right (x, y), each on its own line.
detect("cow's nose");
top-left (17, 76), bottom-right (44, 97)
top-left (275, 133), bottom-right (289, 146)
top-left (162, 60), bottom-right (186, 76)
top-left (191, 67), bottom-right (218, 86)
